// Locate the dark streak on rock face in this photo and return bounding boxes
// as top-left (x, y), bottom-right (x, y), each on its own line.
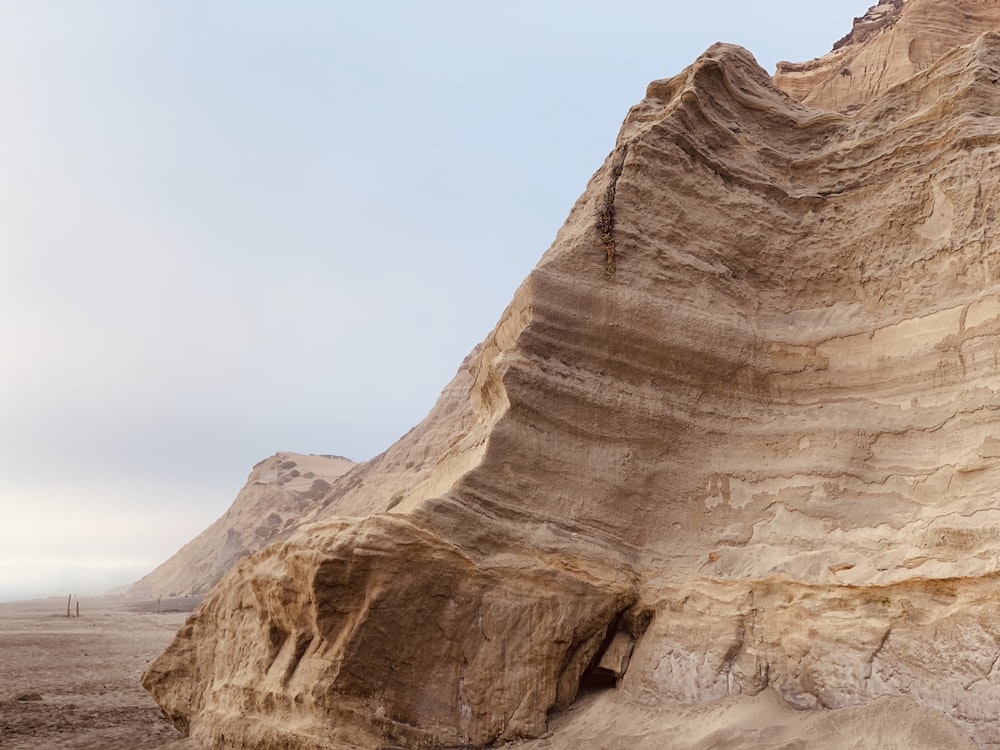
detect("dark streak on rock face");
top-left (832, 0), bottom-right (907, 51)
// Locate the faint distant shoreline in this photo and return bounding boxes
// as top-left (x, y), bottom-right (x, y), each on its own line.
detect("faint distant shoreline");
top-left (0, 594), bottom-right (202, 613)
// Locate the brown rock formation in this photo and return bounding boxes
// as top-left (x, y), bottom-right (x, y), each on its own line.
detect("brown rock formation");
top-left (774, 0), bottom-right (1000, 111)
top-left (132, 342), bottom-right (487, 600)
top-left (146, 9), bottom-right (1000, 750)
top-left (129, 453), bottom-right (354, 597)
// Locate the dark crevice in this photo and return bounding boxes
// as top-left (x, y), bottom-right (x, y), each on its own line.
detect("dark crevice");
top-left (577, 611), bottom-right (625, 692)
top-left (282, 633), bottom-right (313, 685)
top-left (578, 665), bottom-right (619, 692)
top-left (575, 604), bottom-right (652, 697)
top-left (264, 625), bottom-right (288, 674)
top-left (595, 145), bottom-right (629, 278)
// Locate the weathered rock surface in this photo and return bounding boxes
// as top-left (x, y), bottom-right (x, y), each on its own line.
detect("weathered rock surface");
top-left (131, 340), bottom-right (485, 598)
top-left (775, 0), bottom-right (1000, 111)
top-left (146, 7), bottom-right (1000, 750)
top-left (126, 342), bottom-right (496, 596)
top-left (129, 453), bottom-right (354, 597)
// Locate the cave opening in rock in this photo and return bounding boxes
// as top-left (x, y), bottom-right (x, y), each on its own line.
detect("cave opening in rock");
top-left (578, 662), bottom-right (620, 692)
top-left (575, 606), bottom-right (652, 697)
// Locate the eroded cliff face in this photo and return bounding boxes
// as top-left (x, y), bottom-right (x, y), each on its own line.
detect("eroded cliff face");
top-left (146, 15), bottom-right (1000, 750)
top-left (128, 453), bottom-right (354, 597)
top-left (131, 343), bottom-right (488, 599)
top-left (774, 0), bottom-right (1000, 111)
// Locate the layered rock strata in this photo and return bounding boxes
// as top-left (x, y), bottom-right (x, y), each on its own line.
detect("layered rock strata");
top-left (147, 18), bottom-right (1000, 750)
top-left (133, 342), bottom-right (492, 600)
top-left (129, 453), bottom-right (354, 597)
top-left (775, 0), bottom-right (1000, 111)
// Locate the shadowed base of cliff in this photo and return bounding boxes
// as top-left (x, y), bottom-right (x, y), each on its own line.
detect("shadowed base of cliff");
top-left (0, 594), bottom-right (970, 749)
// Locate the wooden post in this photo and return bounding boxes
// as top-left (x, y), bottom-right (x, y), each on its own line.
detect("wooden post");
top-left (75, 600), bottom-right (80, 618)
top-left (66, 594), bottom-right (71, 618)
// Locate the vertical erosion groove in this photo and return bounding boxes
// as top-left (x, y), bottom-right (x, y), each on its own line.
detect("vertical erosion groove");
top-left (595, 145), bottom-right (629, 278)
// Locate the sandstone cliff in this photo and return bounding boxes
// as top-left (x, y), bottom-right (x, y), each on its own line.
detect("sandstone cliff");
top-left (131, 344), bottom-right (487, 600)
top-left (146, 8), bottom-right (1000, 750)
top-left (129, 453), bottom-right (354, 597)
top-left (774, 0), bottom-right (1000, 111)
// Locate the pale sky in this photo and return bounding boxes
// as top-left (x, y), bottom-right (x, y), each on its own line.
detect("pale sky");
top-left (0, 1), bottom-right (868, 601)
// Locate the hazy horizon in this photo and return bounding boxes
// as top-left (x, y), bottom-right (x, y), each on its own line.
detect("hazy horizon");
top-left (0, 1), bottom-right (869, 601)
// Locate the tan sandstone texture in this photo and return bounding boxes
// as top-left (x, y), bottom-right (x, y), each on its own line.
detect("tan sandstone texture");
top-left (145, 4), bottom-right (1000, 749)
top-left (129, 453), bottom-right (354, 597)
top-left (774, 0), bottom-right (1000, 111)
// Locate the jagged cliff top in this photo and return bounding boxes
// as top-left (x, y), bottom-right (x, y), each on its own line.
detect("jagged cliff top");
top-left (831, 0), bottom-right (907, 51)
top-left (774, 0), bottom-right (1000, 110)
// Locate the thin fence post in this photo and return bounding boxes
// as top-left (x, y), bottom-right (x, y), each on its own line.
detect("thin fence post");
top-left (66, 594), bottom-right (71, 618)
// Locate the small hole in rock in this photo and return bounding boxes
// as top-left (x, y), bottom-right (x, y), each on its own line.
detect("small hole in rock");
top-left (578, 665), bottom-right (619, 692)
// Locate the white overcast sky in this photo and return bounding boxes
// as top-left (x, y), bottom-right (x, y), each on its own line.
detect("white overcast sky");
top-left (0, 1), bottom-right (869, 600)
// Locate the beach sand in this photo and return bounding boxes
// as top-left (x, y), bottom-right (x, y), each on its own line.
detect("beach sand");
top-left (0, 596), bottom-right (204, 750)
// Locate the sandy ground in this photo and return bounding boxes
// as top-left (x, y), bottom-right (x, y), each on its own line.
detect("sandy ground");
top-left (0, 596), bottom-right (205, 750)
top-left (517, 685), bottom-right (980, 750)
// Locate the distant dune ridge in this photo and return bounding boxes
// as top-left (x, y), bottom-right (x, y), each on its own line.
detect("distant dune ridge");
top-left (142, 1), bottom-right (1000, 748)
top-left (130, 346), bottom-right (485, 599)
top-left (128, 453), bottom-right (354, 597)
